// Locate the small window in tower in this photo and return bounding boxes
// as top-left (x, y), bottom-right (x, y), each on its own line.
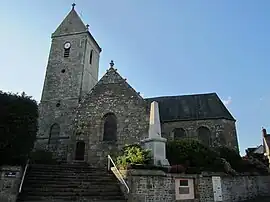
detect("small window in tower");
top-left (64, 42), bottom-right (71, 58)
top-left (64, 48), bottom-right (70, 57)
top-left (89, 50), bottom-right (93, 64)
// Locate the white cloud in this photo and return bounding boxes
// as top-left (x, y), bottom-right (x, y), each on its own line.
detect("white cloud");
top-left (222, 96), bottom-right (232, 106)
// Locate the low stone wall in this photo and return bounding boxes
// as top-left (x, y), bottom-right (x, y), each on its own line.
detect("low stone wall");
top-left (116, 169), bottom-right (270, 202)
top-left (0, 166), bottom-right (22, 202)
top-left (221, 175), bottom-right (270, 202)
top-left (126, 170), bottom-right (175, 202)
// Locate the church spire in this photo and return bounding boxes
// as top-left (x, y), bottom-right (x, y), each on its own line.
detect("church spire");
top-left (52, 4), bottom-right (87, 37)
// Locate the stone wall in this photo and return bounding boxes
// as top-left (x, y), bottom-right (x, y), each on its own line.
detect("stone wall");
top-left (72, 68), bottom-right (149, 167)
top-left (221, 175), bottom-right (270, 202)
top-left (162, 119), bottom-right (239, 151)
top-left (118, 169), bottom-right (270, 202)
top-left (0, 166), bottom-right (22, 202)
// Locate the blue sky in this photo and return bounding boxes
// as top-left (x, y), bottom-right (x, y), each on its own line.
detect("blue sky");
top-left (0, 0), bottom-right (269, 154)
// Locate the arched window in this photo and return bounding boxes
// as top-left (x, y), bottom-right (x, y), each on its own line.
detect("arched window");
top-left (89, 50), bottom-right (93, 64)
top-left (197, 126), bottom-right (211, 146)
top-left (173, 128), bottom-right (186, 140)
top-left (48, 123), bottom-right (60, 145)
top-left (103, 113), bottom-right (117, 141)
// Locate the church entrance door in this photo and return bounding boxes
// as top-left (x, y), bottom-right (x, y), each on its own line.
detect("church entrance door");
top-left (75, 141), bottom-right (85, 161)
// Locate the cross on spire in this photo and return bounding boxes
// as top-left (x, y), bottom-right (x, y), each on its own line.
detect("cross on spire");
top-left (110, 60), bottom-right (114, 68)
top-left (72, 3), bottom-right (76, 9)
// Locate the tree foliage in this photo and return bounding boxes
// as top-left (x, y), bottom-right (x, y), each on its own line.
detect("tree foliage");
top-left (0, 91), bottom-right (38, 165)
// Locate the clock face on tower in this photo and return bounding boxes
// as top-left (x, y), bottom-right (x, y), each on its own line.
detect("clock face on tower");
top-left (64, 42), bottom-right (71, 49)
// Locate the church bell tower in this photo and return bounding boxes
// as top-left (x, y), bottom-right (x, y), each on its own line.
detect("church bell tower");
top-left (36, 4), bottom-right (102, 160)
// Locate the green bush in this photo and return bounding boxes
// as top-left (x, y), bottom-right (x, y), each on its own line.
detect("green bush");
top-left (216, 146), bottom-right (242, 170)
top-left (166, 140), bottom-right (269, 175)
top-left (30, 149), bottom-right (56, 164)
top-left (0, 91), bottom-right (38, 166)
top-left (166, 139), bottom-right (223, 172)
top-left (116, 144), bottom-right (151, 169)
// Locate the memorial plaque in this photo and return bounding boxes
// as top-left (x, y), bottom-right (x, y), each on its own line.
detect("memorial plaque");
top-left (4, 171), bottom-right (17, 178)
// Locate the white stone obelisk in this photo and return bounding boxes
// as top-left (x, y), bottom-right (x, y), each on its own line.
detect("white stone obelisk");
top-left (141, 101), bottom-right (170, 166)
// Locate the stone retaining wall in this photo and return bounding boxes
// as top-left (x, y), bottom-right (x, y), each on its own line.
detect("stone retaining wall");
top-left (117, 169), bottom-right (270, 202)
top-left (221, 175), bottom-right (270, 202)
top-left (0, 166), bottom-right (22, 202)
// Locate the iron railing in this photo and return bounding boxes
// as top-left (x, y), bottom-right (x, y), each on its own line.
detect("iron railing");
top-left (19, 159), bottom-right (30, 193)
top-left (107, 155), bottom-right (130, 193)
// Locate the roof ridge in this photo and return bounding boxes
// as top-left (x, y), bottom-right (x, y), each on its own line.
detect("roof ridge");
top-left (145, 92), bottom-right (216, 100)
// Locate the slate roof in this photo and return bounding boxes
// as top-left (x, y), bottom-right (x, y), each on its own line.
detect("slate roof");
top-left (145, 93), bottom-right (235, 122)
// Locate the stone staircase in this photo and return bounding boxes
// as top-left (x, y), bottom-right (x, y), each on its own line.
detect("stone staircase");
top-left (17, 163), bottom-right (127, 202)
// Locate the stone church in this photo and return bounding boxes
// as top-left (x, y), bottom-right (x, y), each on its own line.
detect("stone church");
top-left (35, 5), bottom-right (239, 167)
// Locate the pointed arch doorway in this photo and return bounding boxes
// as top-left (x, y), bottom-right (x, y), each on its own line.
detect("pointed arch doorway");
top-left (75, 141), bottom-right (85, 161)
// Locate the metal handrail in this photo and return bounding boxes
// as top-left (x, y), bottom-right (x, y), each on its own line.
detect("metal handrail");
top-left (19, 159), bottom-right (30, 193)
top-left (107, 155), bottom-right (130, 193)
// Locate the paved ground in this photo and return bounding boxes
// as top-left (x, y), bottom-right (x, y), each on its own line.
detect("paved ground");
top-left (244, 197), bottom-right (270, 202)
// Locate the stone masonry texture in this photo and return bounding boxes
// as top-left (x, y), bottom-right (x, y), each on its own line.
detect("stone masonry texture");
top-left (119, 170), bottom-right (270, 202)
top-left (162, 119), bottom-right (239, 151)
top-left (0, 166), bottom-right (22, 202)
top-left (71, 68), bottom-right (149, 166)
top-left (221, 175), bottom-right (270, 202)
top-left (36, 8), bottom-right (101, 161)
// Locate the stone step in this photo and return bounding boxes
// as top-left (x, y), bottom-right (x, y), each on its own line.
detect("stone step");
top-left (29, 164), bottom-right (103, 169)
top-left (28, 170), bottom-right (112, 175)
top-left (23, 182), bottom-right (120, 188)
top-left (17, 194), bottom-right (126, 201)
top-left (29, 166), bottom-right (102, 170)
top-left (26, 175), bottom-right (114, 180)
top-left (18, 200), bottom-right (127, 202)
top-left (17, 164), bottom-right (126, 202)
top-left (27, 169), bottom-right (105, 175)
top-left (23, 180), bottom-right (119, 187)
top-left (22, 183), bottom-right (120, 189)
top-left (25, 173), bottom-right (115, 179)
top-left (17, 200), bottom-right (126, 202)
top-left (19, 190), bottom-right (123, 196)
top-left (24, 177), bottom-right (116, 184)
top-left (22, 186), bottom-right (121, 193)
top-left (27, 170), bottom-right (109, 175)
